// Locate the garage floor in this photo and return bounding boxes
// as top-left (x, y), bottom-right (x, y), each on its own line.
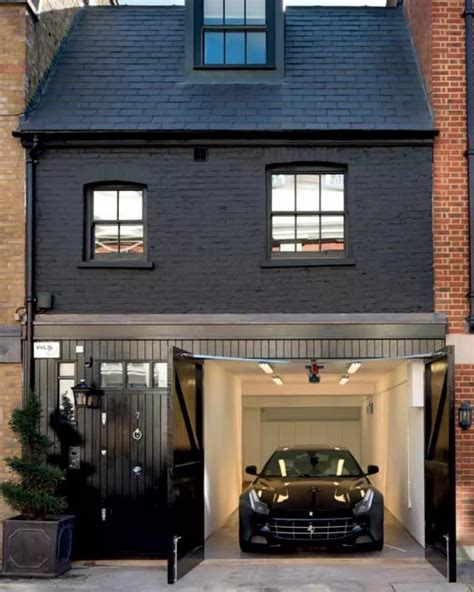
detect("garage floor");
top-left (205, 508), bottom-right (424, 560)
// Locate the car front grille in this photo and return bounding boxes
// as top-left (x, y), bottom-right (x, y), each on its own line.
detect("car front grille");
top-left (267, 516), bottom-right (356, 542)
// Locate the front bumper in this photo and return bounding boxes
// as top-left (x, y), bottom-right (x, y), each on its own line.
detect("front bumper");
top-left (240, 501), bottom-right (383, 548)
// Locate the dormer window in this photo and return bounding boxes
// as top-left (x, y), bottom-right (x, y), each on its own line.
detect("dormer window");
top-left (195, 0), bottom-right (275, 68)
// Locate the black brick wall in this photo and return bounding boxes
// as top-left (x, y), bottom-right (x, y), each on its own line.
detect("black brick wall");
top-left (35, 144), bottom-right (433, 314)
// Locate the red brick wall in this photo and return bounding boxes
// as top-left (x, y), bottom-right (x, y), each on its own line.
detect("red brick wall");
top-left (456, 366), bottom-right (474, 547)
top-left (404, 0), bottom-right (433, 100)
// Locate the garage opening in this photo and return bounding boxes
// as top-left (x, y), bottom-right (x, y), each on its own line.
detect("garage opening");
top-left (202, 359), bottom-right (425, 559)
top-left (169, 350), bottom-right (455, 584)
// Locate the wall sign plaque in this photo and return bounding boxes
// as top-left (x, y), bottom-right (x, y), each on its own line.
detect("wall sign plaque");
top-left (34, 342), bottom-right (60, 359)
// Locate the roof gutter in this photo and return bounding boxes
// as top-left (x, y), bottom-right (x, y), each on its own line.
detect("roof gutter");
top-left (465, 0), bottom-right (474, 331)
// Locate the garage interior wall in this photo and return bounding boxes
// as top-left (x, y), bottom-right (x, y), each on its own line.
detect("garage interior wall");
top-left (204, 362), bottom-right (242, 539)
top-left (364, 362), bottom-right (425, 546)
top-left (242, 395), bottom-right (367, 480)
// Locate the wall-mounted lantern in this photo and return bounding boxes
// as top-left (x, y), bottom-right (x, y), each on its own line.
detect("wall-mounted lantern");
top-left (72, 379), bottom-right (102, 409)
top-left (459, 401), bottom-right (472, 430)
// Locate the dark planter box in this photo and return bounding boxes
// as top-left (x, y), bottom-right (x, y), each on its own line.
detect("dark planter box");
top-left (2, 515), bottom-right (74, 578)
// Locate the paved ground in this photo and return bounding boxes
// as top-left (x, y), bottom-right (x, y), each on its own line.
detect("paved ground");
top-left (0, 561), bottom-right (471, 592)
top-left (0, 511), bottom-right (472, 591)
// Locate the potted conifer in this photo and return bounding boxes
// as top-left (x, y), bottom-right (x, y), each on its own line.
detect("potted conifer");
top-left (0, 393), bottom-right (74, 577)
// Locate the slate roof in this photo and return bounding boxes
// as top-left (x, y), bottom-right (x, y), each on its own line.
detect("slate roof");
top-left (20, 5), bottom-right (433, 133)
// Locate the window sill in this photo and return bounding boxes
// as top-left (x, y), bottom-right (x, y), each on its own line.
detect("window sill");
top-left (261, 258), bottom-right (355, 268)
top-left (78, 260), bottom-right (154, 270)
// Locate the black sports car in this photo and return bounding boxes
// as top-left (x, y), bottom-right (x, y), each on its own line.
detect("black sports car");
top-left (239, 445), bottom-right (384, 552)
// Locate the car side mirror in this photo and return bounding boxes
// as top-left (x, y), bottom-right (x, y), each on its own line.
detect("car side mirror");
top-left (367, 464), bottom-right (379, 476)
top-left (245, 465), bottom-right (258, 476)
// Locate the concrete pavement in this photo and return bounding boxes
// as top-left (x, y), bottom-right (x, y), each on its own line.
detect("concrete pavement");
top-left (0, 559), bottom-right (471, 592)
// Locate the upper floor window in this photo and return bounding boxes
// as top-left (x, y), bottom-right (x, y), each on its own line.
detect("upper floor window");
top-left (268, 170), bottom-right (347, 260)
top-left (87, 185), bottom-right (146, 260)
top-left (197, 0), bottom-right (274, 67)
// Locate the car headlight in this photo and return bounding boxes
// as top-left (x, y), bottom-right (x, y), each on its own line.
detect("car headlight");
top-left (353, 489), bottom-right (374, 515)
top-left (249, 488), bottom-right (270, 515)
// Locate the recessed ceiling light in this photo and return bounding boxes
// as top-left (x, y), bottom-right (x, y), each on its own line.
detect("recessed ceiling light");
top-left (347, 362), bottom-right (362, 375)
top-left (339, 374), bottom-right (350, 385)
top-left (272, 375), bottom-right (283, 386)
top-left (259, 362), bottom-right (274, 374)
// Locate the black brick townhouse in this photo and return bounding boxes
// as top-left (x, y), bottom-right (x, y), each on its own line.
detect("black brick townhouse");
top-left (14, 0), bottom-right (455, 583)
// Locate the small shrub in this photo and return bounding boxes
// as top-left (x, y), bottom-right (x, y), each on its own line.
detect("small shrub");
top-left (0, 393), bottom-right (67, 520)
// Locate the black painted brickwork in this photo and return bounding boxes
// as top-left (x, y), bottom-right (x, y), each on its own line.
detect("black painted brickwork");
top-left (34, 145), bottom-right (433, 314)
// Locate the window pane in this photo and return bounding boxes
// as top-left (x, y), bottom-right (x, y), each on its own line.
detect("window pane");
top-left (100, 362), bottom-right (123, 388)
top-left (296, 216), bottom-right (320, 252)
top-left (296, 175), bottom-right (319, 211)
top-left (153, 363), bottom-right (168, 388)
top-left (59, 379), bottom-right (75, 414)
top-left (59, 362), bottom-right (75, 377)
top-left (119, 190), bottom-right (143, 221)
top-left (296, 216), bottom-right (319, 240)
top-left (204, 32), bottom-right (224, 64)
top-left (120, 225), bottom-right (144, 254)
top-left (246, 32), bottom-right (266, 64)
top-left (321, 174), bottom-right (344, 211)
top-left (204, 0), bottom-right (223, 24)
top-left (320, 215), bottom-right (345, 252)
top-left (226, 32), bottom-right (245, 64)
top-left (94, 224), bottom-right (119, 255)
top-left (127, 363), bottom-right (150, 388)
top-left (93, 191), bottom-right (117, 221)
top-left (246, 0), bottom-right (265, 24)
top-left (225, 0), bottom-right (244, 24)
top-left (272, 215), bottom-right (295, 242)
top-left (272, 175), bottom-right (294, 211)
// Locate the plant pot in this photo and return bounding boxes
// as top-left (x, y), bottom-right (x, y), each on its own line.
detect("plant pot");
top-left (2, 515), bottom-right (74, 578)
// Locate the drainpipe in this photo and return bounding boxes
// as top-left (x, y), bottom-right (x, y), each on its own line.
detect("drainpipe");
top-left (24, 136), bottom-right (40, 397)
top-left (466, 0), bottom-right (474, 331)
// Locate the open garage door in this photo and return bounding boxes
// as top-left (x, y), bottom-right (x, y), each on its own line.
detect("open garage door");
top-left (424, 347), bottom-right (456, 582)
top-left (167, 348), bottom-right (204, 584)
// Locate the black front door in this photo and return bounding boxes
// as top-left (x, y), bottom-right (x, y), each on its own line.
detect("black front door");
top-left (71, 390), bottom-right (168, 558)
top-left (167, 348), bottom-right (204, 584)
top-left (424, 347), bottom-right (456, 582)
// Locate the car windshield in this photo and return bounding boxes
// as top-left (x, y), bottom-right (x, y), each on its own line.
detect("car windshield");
top-left (261, 449), bottom-right (363, 478)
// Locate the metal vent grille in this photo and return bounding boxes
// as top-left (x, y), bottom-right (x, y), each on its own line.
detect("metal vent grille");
top-left (268, 517), bottom-right (355, 541)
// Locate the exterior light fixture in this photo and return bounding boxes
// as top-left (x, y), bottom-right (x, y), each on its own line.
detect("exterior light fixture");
top-left (339, 374), bottom-right (350, 385)
top-left (272, 375), bottom-right (283, 386)
top-left (259, 362), bottom-right (274, 374)
top-left (347, 362), bottom-right (362, 375)
top-left (71, 379), bottom-right (102, 409)
top-left (459, 401), bottom-right (472, 430)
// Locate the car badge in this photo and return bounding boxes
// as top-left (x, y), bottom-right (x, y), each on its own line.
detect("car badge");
top-left (307, 524), bottom-right (316, 534)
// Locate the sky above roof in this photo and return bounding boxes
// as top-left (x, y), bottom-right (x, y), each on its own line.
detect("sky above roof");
top-left (119, 1), bottom-right (387, 6)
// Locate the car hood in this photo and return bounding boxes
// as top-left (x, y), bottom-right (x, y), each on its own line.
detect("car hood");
top-left (251, 476), bottom-right (371, 513)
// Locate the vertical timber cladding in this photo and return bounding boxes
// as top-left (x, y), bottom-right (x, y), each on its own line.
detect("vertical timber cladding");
top-left (34, 336), bottom-right (445, 558)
